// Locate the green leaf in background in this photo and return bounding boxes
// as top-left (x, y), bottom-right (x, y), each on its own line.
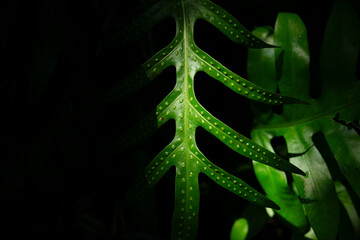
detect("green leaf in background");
top-left (230, 218), bottom-right (249, 240)
top-left (248, 26), bottom-right (309, 234)
top-left (252, 130), bottom-right (309, 234)
top-left (247, 0), bottom-right (360, 239)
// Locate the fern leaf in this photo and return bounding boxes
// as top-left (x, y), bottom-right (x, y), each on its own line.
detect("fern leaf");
top-left (192, 102), bottom-right (305, 175)
top-left (195, 0), bottom-right (273, 48)
top-left (102, 0), bottom-right (306, 239)
top-left (193, 150), bottom-right (280, 209)
top-left (193, 46), bottom-right (307, 105)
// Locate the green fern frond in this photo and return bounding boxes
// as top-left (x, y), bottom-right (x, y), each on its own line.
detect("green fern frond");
top-left (99, 0), bottom-right (306, 239)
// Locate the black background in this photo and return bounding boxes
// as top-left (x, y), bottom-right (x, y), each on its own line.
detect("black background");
top-left (0, 0), bottom-right (348, 239)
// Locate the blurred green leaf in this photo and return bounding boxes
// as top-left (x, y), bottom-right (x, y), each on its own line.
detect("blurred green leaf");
top-left (304, 228), bottom-right (318, 240)
top-left (230, 218), bottom-right (249, 240)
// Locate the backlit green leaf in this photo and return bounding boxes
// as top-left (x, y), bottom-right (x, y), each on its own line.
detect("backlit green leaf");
top-left (248, 1), bottom-right (360, 239)
top-left (249, 26), bottom-right (309, 233)
top-left (230, 218), bottom-right (248, 240)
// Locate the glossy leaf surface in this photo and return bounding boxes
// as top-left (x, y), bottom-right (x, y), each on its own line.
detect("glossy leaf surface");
top-left (249, 26), bottom-right (309, 233)
top-left (248, 1), bottom-right (360, 239)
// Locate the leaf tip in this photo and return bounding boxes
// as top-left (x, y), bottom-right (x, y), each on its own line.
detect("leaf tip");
top-left (251, 41), bottom-right (278, 49)
top-left (268, 200), bottom-right (280, 210)
top-left (281, 96), bottom-right (310, 105)
top-left (259, 195), bottom-right (280, 210)
top-left (265, 43), bottom-right (280, 49)
top-left (296, 168), bottom-right (307, 177)
top-left (289, 163), bottom-right (306, 176)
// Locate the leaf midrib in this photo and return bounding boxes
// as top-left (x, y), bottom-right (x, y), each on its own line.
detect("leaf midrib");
top-left (182, 0), bottom-right (192, 235)
top-left (182, 0), bottom-right (190, 174)
top-left (254, 98), bottom-right (360, 130)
